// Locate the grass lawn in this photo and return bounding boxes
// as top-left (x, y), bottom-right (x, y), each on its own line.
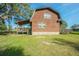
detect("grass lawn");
top-left (0, 34), bottom-right (79, 56)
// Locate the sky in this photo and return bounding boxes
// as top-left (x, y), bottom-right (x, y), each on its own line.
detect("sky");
top-left (30, 3), bottom-right (79, 29)
top-left (5, 3), bottom-right (79, 29)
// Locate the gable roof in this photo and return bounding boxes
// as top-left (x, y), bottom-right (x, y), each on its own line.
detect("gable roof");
top-left (35, 7), bottom-right (60, 19)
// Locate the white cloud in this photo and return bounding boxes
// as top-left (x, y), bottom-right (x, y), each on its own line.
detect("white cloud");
top-left (61, 3), bottom-right (73, 6)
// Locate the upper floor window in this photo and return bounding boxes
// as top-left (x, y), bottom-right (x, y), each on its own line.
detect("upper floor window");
top-left (44, 13), bottom-right (52, 19)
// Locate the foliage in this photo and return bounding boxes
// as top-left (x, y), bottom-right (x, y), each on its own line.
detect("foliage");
top-left (71, 24), bottom-right (79, 31)
top-left (71, 31), bottom-right (79, 35)
top-left (0, 3), bottom-right (32, 20)
top-left (0, 3), bottom-right (33, 31)
top-left (0, 18), bottom-right (6, 31)
top-left (13, 4), bottom-right (32, 20)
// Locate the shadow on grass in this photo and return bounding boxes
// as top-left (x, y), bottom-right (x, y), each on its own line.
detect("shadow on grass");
top-left (52, 38), bottom-right (79, 51)
top-left (0, 33), bottom-right (8, 35)
top-left (0, 47), bottom-right (31, 56)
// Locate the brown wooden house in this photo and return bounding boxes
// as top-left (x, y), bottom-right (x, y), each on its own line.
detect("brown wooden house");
top-left (30, 7), bottom-right (61, 35)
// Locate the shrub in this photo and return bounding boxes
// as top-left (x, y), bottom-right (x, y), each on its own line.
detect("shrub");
top-left (70, 31), bottom-right (79, 35)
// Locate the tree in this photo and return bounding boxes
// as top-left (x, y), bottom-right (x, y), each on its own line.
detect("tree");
top-left (60, 20), bottom-right (68, 34)
top-left (0, 4), bottom-right (11, 32)
top-left (0, 3), bottom-right (33, 32)
top-left (11, 4), bottom-right (33, 33)
top-left (71, 24), bottom-right (79, 31)
top-left (0, 18), bottom-right (6, 32)
top-left (0, 4), bottom-right (7, 32)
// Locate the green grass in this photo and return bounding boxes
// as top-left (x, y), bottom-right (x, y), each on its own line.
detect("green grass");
top-left (0, 34), bottom-right (79, 56)
top-left (71, 31), bottom-right (79, 35)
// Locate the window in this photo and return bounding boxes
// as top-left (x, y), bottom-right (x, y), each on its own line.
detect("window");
top-left (38, 22), bottom-right (47, 29)
top-left (44, 13), bottom-right (51, 19)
